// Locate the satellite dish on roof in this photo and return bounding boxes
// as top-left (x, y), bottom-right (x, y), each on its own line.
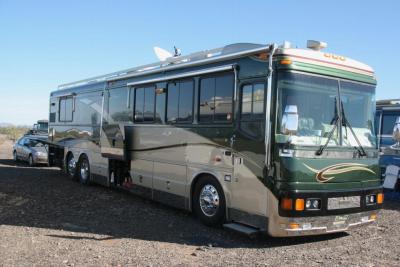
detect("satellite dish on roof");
top-left (154, 47), bottom-right (173, 61)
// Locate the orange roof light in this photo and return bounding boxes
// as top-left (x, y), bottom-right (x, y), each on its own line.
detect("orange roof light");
top-left (280, 59), bottom-right (292, 65)
top-left (280, 198), bottom-right (293, 210)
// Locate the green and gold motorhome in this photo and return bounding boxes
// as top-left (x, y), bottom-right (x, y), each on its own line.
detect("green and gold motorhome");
top-left (48, 41), bottom-right (382, 237)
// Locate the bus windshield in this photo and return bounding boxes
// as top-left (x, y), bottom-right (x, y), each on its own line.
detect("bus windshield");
top-left (277, 72), bottom-right (376, 148)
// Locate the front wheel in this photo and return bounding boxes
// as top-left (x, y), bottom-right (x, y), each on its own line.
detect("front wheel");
top-left (13, 151), bottom-right (19, 162)
top-left (78, 155), bottom-right (91, 185)
top-left (28, 155), bottom-right (34, 167)
top-left (193, 176), bottom-right (226, 226)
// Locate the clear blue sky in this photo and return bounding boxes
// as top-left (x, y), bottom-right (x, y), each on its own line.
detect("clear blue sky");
top-left (0, 0), bottom-right (399, 125)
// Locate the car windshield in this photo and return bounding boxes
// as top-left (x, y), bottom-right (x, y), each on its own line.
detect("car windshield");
top-left (276, 72), bottom-right (376, 148)
top-left (29, 140), bottom-right (45, 147)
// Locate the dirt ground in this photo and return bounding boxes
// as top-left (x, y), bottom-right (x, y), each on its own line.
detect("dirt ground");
top-left (0, 139), bottom-right (399, 266)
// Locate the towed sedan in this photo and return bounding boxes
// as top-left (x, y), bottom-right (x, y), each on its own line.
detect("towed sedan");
top-left (13, 136), bottom-right (48, 166)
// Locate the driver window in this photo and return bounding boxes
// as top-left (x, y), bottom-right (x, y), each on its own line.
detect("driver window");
top-left (240, 82), bottom-right (265, 138)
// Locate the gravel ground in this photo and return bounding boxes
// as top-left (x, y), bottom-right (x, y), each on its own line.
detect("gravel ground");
top-left (0, 139), bottom-right (399, 266)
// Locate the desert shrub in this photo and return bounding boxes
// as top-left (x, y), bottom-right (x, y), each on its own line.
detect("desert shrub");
top-left (0, 126), bottom-right (30, 141)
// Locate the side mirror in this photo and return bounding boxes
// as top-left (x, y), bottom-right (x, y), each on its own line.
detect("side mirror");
top-left (281, 105), bottom-right (299, 135)
top-left (393, 116), bottom-right (400, 148)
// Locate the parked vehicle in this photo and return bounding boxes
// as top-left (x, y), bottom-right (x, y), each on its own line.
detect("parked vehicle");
top-left (47, 40), bottom-right (382, 237)
top-left (376, 99), bottom-right (400, 191)
top-left (376, 99), bottom-right (400, 170)
top-left (13, 135), bottom-right (49, 166)
top-left (27, 120), bottom-right (49, 136)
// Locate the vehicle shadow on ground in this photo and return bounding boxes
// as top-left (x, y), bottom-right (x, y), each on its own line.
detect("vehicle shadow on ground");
top-left (0, 159), bottom-right (348, 249)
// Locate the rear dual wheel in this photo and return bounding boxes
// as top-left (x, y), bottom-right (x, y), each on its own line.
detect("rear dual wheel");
top-left (78, 155), bottom-right (90, 185)
top-left (66, 154), bottom-right (77, 180)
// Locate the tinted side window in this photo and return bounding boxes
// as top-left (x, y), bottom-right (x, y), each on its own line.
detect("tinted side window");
top-left (240, 83), bottom-right (265, 119)
top-left (134, 88), bottom-right (145, 122)
top-left (134, 86), bottom-right (156, 123)
top-left (59, 97), bottom-right (74, 122)
top-left (74, 92), bottom-right (102, 125)
top-left (155, 89), bottom-right (166, 123)
top-left (109, 88), bottom-right (133, 123)
top-left (240, 83), bottom-right (265, 138)
top-left (167, 80), bottom-right (193, 123)
top-left (144, 87), bottom-right (155, 122)
top-left (382, 111), bottom-right (400, 135)
top-left (199, 73), bottom-right (234, 123)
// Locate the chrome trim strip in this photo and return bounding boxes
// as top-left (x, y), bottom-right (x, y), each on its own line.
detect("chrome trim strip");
top-left (126, 64), bottom-right (235, 87)
top-left (265, 44), bottom-right (276, 168)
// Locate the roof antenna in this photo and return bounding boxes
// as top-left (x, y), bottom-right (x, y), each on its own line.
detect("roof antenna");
top-left (174, 46), bottom-right (181, 57)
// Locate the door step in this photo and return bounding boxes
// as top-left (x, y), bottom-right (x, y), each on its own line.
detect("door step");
top-left (223, 222), bottom-right (260, 236)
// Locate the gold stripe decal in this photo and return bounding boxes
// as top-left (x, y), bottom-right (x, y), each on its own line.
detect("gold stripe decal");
top-left (303, 163), bottom-right (376, 183)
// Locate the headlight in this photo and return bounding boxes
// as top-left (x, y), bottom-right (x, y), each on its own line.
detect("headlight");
top-left (366, 194), bottom-right (377, 205)
top-left (34, 151), bottom-right (45, 156)
top-left (305, 198), bottom-right (321, 210)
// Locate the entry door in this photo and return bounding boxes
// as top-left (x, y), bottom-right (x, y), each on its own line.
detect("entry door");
top-left (230, 82), bottom-right (268, 217)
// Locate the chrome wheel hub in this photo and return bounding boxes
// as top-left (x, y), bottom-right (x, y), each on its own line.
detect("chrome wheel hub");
top-left (199, 184), bottom-right (220, 217)
top-left (80, 160), bottom-right (89, 181)
top-left (68, 157), bottom-right (76, 175)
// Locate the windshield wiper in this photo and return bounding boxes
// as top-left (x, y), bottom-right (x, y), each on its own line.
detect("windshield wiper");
top-left (316, 99), bottom-right (339, 156)
top-left (316, 116), bottom-right (339, 155)
top-left (340, 101), bottom-right (367, 157)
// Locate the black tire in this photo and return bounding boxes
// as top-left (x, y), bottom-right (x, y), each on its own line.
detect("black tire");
top-left (77, 155), bottom-right (91, 185)
top-left (66, 153), bottom-right (78, 180)
top-left (28, 154), bottom-right (35, 167)
top-left (13, 151), bottom-right (19, 162)
top-left (193, 175), bottom-right (226, 226)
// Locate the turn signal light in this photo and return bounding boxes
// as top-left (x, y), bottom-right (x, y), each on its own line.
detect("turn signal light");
top-left (295, 199), bottom-right (305, 211)
top-left (377, 193), bottom-right (384, 204)
top-left (288, 223), bottom-right (300, 229)
top-left (280, 59), bottom-right (292, 65)
top-left (280, 198), bottom-right (293, 210)
top-left (370, 213), bottom-right (377, 220)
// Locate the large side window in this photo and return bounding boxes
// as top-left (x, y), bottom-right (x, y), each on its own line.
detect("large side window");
top-left (240, 83), bottom-right (265, 138)
top-left (74, 91), bottom-right (103, 125)
top-left (109, 87), bottom-right (133, 123)
top-left (134, 86), bottom-right (156, 123)
top-left (167, 80), bottom-right (194, 123)
top-left (199, 73), bottom-right (234, 123)
top-left (59, 96), bottom-right (74, 122)
top-left (382, 111), bottom-right (400, 135)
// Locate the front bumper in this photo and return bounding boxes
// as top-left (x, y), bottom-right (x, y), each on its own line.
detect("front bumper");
top-left (268, 210), bottom-right (378, 237)
top-left (34, 155), bottom-right (48, 164)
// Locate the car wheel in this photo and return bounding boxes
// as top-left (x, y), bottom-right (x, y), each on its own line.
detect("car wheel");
top-left (28, 155), bottom-right (35, 167)
top-left (13, 151), bottom-right (19, 162)
top-left (66, 154), bottom-right (77, 180)
top-left (193, 175), bottom-right (226, 226)
top-left (78, 155), bottom-right (91, 185)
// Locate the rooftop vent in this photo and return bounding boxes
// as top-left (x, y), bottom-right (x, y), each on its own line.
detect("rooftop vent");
top-left (307, 40), bottom-right (327, 51)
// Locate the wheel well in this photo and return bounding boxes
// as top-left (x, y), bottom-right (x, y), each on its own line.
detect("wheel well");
top-left (78, 153), bottom-right (88, 162)
top-left (66, 151), bottom-right (74, 162)
top-left (190, 173), bottom-right (222, 210)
